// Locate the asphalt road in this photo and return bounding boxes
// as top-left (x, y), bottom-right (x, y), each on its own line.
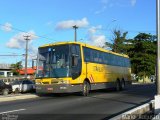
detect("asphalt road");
top-left (0, 83), bottom-right (156, 120)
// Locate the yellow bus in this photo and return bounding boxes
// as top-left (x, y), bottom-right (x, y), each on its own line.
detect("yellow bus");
top-left (35, 42), bottom-right (131, 96)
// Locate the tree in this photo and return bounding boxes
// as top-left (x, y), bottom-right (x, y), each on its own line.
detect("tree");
top-left (11, 61), bottom-right (23, 75)
top-left (106, 31), bottom-right (156, 82)
top-left (127, 33), bottom-right (156, 81)
top-left (111, 29), bottom-right (128, 53)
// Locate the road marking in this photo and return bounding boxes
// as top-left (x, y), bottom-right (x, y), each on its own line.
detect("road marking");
top-left (0, 109), bottom-right (26, 114)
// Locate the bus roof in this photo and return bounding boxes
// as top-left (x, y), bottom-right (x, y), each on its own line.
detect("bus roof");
top-left (39, 41), bottom-right (129, 58)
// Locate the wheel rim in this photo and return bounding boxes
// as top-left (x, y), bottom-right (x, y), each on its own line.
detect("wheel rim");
top-left (83, 82), bottom-right (89, 96)
top-left (15, 88), bottom-right (19, 93)
top-left (116, 81), bottom-right (120, 91)
top-left (3, 89), bottom-right (8, 95)
top-left (84, 84), bottom-right (87, 96)
top-left (121, 81), bottom-right (125, 89)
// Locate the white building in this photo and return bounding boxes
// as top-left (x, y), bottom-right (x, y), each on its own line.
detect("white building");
top-left (0, 64), bottom-right (13, 77)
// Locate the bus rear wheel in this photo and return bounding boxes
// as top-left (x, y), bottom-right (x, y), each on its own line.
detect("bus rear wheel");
top-left (81, 81), bottom-right (90, 96)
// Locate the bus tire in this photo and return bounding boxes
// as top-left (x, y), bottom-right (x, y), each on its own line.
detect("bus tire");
top-left (120, 79), bottom-right (125, 90)
top-left (116, 80), bottom-right (121, 91)
top-left (81, 81), bottom-right (90, 96)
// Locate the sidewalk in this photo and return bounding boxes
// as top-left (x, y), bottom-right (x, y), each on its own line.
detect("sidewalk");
top-left (109, 100), bottom-right (155, 120)
top-left (0, 94), bottom-right (38, 102)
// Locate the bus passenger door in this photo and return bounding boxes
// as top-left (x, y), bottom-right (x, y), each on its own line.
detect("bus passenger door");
top-left (71, 45), bottom-right (82, 80)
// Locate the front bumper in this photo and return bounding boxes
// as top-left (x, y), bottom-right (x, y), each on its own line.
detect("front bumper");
top-left (36, 84), bottom-right (82, 94)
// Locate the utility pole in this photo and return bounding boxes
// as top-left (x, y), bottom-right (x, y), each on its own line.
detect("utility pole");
top-left (157, 0), bottom-right (160, 96)
top-left (72, 25), bottom-right (78, 42)
top-left (24, 35), bottom-right (30, 79)
top-left (155, 0), bottom-right (160, 114)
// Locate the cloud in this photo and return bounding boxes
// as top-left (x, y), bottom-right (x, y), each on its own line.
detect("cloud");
top-left (95, 0), bottom-right (108, 14)
top-left (46, 21), bottom-right (53, 26)
top-left (95, 0), bottom-right (136, 14)
top-left (1, 22), bottom-right (12, 32)
top-left (88, 25), bottom-right (102, 34)
top-left (101, 0), bottom-right (109, 4)
top-left (55, 18), bottom-right (89, 30)
top-left (130, 0), bottom-right (136, 6)
top-left (6, 31), bottom-right (38, 49)
top-left (87, 25), bottom-right (108, 47)
top-left (95, 6), bottom-right (107, 15)
top-left (28, 46), bottom-right (38, 59)
top-left (89, 35), bottom-right (107, 47)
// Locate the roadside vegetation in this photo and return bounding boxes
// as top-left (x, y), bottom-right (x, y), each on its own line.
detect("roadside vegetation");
top-left (106, 30), bottom-right (156, 82)
top-left (10, 61), bottom-right (23, 75)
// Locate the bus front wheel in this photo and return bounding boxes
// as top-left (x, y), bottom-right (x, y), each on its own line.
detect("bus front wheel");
top-left (81, 81), bottom-right (90, 96)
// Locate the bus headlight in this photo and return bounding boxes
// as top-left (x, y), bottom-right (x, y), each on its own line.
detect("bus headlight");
top-left (36, 82), bottom-right (41, 85)
top-left (35, 80), bottom-right (41, 85)
top-left (51, 79), bottom-right (70, 84)
top-left (58, 80), bottom-right (70, 84)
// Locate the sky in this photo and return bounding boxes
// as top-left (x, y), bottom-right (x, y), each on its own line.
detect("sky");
top-left (0, 0), bottom-right (156, 66)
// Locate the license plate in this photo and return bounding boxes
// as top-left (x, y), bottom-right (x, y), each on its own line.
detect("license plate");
top-left (47, 88), bottom-right (53, 91)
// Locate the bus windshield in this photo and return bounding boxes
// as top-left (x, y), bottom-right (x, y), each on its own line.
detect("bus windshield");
top-left (36, 45), bottom-right (70, 78)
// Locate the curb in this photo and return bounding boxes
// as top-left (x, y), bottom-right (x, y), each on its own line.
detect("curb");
top-left (132, 82), bottom-right (154, 85)
top-left (152, 113), bottom-right (160, 120)
top-left (0, 94), bottom-right (38, 102)
top-left (109, 100), bottom-right (154, 120)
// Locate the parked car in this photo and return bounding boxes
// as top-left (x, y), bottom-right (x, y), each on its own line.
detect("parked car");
top-left (10, 79), bottom-right (35, 93)
top-left (3, 78), bottom-right (17, 85)
top-left (0, 80), bottom-right (12, 95)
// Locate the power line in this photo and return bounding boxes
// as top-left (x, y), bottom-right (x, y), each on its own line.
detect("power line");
top-left (94, 28), bottom-right (155, 33)
top-left (0, 23), bottom-right (156, 39)
top-left (0, 54), bottom-right (23, 56)
top-left (78, 25), bottom-right (156, 33)
top-left (0, 23), bottom-right (56, 41)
